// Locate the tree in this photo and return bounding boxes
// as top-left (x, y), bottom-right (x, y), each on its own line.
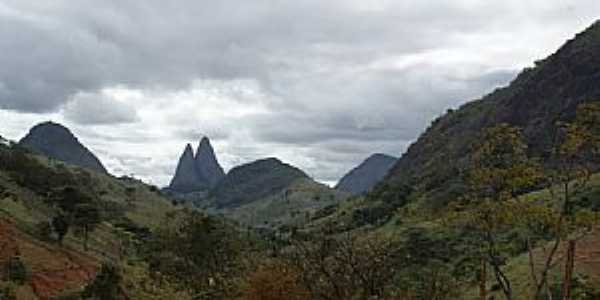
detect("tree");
top-left (461, 102), bottom-right (600, 300)
top-left (5, 255), bottom-right (28, 285)
top-left (52, 214), bottom-right (70, 245)
top-left (285, 232), bottom-right (404, 300)
top-left (241, 259), bottom-right (310, 300)
top-left (72, 203), bottom-right (101, 251)
top-left (82, 263), bottom-right (125, 300)
top-left (464, 123), bottom-right (542, 300)
top-left (146, 209), bottom-right (246, 299)
top-left (531, 102), bottom-right (600, 300)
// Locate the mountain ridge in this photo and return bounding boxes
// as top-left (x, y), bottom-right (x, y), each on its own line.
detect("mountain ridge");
top-left (377, 20), bottom-right (600, 210)
top-left (335, 153), bottom-right (397, 195)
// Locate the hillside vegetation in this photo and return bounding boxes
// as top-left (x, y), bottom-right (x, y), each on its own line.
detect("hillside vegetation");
top-left (378, 21), bottom-right (600, 211)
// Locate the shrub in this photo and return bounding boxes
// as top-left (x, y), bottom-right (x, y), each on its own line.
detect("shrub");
top-left (82, 263), bottom-right (125, 300)
top-left (241, 260), bottom-right (310, 300)
top-left (5, 256), bottom-right (28, 285)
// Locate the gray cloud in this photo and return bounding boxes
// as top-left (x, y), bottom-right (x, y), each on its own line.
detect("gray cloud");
top-left (0, 0), bottom-right (598, 185)
top-left (62, 92), bottom-right (139, 125)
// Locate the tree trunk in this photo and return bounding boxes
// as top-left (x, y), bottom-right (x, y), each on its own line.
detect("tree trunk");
top-left (562, 240), bottom-right (576, 300)
top-left (83, 226), bottom-right (89, 251)
top-left (480, 257), bottom-right (487, 300)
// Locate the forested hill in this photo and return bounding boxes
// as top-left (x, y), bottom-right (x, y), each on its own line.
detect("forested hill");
top-left (377, 21), bottom-right (600, 210)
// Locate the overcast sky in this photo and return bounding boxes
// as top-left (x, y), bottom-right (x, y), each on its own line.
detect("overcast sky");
top-left (0, 1), bottom-right (599, 186)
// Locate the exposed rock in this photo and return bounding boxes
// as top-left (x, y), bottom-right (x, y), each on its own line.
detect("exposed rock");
top-left (19, 122), bottom-right (107, 173)
top-left (336, 153), bottom-right (397, 195)
top-left (168, 144), bottom-right (206, 193)
top-left (195, 137), bottom-right (225, 188)
top-left (168, 137), bottom-right (225, 193)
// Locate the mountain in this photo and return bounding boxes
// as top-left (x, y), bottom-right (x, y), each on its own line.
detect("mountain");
top-left (168, 137), bottom-right (225, 193)
top-left (335, 153), bottom-right (397, 195)
top-left (376, 21), bottom-right (600, 210)
top-left (19, 121), bottom-right (107, 173)
top-left (200, 157), bottom-right (349, 228)
top-left (195, 137), bottom-right (226, 187)
top-left (168, 144), bottom-right (204, 193)
top-left (0, 131), bottom-right (196, 299)
top-left (210, 158), bottom-right (309, 208)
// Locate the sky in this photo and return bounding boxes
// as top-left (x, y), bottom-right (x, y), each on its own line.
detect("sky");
top-left (0, 1), bottom-right (599, 187)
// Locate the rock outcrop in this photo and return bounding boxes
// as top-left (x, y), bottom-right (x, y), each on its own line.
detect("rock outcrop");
top-left (19, 122), bottom-right (107, 173)
top-left (168, 137), bottom-right (225, 193)
top-left (195, 137), bottom-right (225, 188)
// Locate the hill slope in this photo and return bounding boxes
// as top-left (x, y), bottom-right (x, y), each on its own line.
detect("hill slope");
top-left (378, 20), bottom-right (600, 209)
top-left (210, 158), bottom-right (310, 209)
top-left (19, 122), bottom-right (107, 174)
top-left (336, 153), bottom-right (397, 195)
top-left (0, 140), bottom-right (179, 298)
top-left (190, 158), bottom-right (349, 228)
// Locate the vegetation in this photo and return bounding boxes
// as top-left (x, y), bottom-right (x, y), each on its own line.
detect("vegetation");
top-left (1, 98), bottom-right (599, 299)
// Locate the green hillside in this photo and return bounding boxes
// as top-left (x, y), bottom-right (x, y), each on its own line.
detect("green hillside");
top-left (0, 141), bottom-right (247, 299)
top-left (377, 21), bottom-right (600, 211)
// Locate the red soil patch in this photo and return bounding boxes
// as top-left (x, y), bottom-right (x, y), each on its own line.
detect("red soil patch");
top-left (572, 230), bottom-right (600, 281)
top-left (0, 218), bottom-right (99, 299)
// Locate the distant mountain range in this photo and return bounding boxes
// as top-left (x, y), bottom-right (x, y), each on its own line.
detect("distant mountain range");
top-left (335, 153), bottom-right (397, 195)
top-left (19, 121), bottom-right (107, 174)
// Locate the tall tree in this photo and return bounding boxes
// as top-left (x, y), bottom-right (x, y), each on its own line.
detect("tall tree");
top-left (464, 123), bottom-right (542, 300)
top-left (72, 203), bottom-right (101, 251)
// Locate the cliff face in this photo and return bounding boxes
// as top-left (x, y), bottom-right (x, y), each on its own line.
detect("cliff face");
top-left (195, 137), bottom-right (225, 188)
top-left (336, 154), bottom-right (397, 195)
top-left (168, 137), bottom-right (225, 193)
top-left (169, 144), bottom-right (204, 193)
top-left (378, 21), bottom-right (600, 209)
top-left (19, 122), bottom-right (107, 173)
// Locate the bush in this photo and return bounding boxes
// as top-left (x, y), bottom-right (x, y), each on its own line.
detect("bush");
top-left (82, 263), bottom-right (125, 300)
top-left (5, 256), bottom-right (28, 285)
top-left (241, 260), bottom-right (309, 300)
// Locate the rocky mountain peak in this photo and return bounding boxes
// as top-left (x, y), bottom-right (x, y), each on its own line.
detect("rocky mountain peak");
top-left (195, 137), bottom-right (225, 188)
top-left (19, 121), bottom-right (107, 173)
top-left (168, 137), bottom-right (225, 193)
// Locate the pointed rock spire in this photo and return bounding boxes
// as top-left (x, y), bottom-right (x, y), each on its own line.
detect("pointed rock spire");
top-left (195, 137), bottom-right (225, 188)
top-left (169, 143), bottom-right (207, 193)
top-left (168, 137), bottom-right (225, 193)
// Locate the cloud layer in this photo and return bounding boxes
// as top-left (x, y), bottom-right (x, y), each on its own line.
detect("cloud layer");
top-left (1, 0), bottom-right (599, 185)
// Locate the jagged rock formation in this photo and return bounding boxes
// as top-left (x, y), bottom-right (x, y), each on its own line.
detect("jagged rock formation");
top-left (376, 20), bottom-right (600, 210)
top-left (195, 137), bottom-right (225, 187)
top-left (210, 158), bottom-right (309, 208)
top-left (169, 144), bottom-right (204, 193)
top-left (168, 137), bottom-right (225, 193)
top-left (19, 122), bottom-right (107, 173)
top-left (336, 153), bottom-right (397, 195)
